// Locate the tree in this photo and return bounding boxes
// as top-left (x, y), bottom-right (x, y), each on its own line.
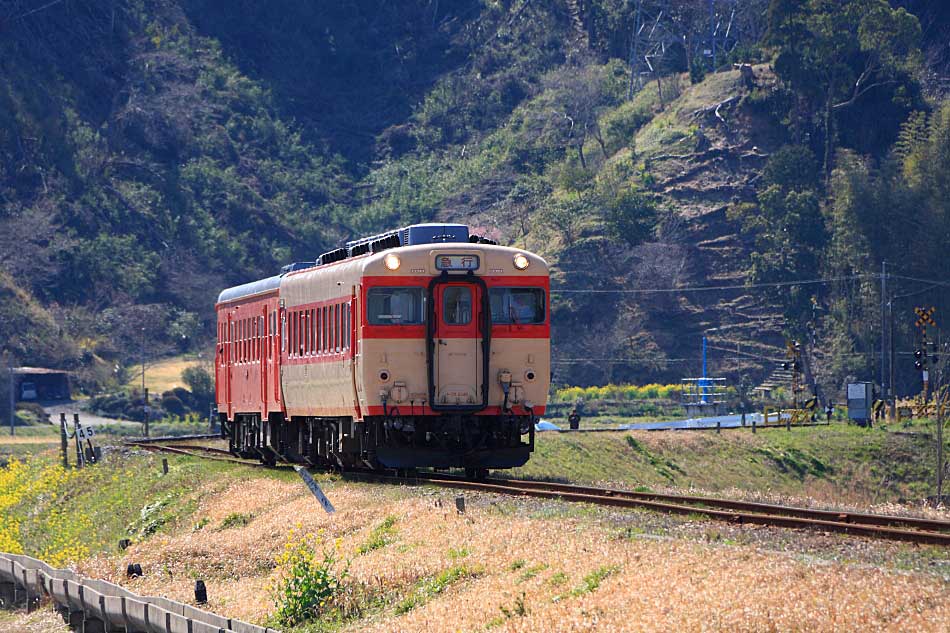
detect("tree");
top-left (540, 60), bottom-right (626, 169)
top-left (766, 0), bottom-right (922, 176)
top-left (182, 366), bottom-right (214, 409)
top-left (730, 146), bottom-right (825, 334)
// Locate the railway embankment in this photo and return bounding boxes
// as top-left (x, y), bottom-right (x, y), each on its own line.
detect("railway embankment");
top-left (1, 425), bottom-right (948, 631)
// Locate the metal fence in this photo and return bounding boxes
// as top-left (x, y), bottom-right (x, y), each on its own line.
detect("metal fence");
top-left (0, 552), bottom-right (278, 633)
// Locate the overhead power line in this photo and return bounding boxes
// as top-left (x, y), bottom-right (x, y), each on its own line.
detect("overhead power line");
top-left (551, 274), bottom-right (873, 295)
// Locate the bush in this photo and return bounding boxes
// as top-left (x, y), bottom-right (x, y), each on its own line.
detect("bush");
top-left (181, 366), bottom-right (214, 408)
top-left (272, 530), bottom-right (350, 627)
top-left (161, 395), bottom-right (186, 417)
top-left (16, 402), bottom-right (50, 424)
top-left (600, 101), bottom-right (653, 154)
top-left (553, 384), bottom-right (683, 402)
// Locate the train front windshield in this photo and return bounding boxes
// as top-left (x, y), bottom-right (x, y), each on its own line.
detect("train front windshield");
top-left (489, 288), bottom-right (545, 324)
top-left (367, 287), bottom-right (425, 324)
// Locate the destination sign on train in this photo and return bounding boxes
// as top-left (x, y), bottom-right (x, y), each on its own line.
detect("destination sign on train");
top-left (435, 254), bottom-right (479, 271)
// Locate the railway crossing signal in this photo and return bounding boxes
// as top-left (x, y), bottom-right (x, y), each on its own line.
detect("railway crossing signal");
top-left (914, 307), bottom-right (940, 401)
top-left (915, 306), bottom-right (937, 328)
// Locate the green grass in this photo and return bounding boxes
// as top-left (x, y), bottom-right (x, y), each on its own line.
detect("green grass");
top-left (517, 563), bottom-right (548, 583)
top-left (218, 512), bottom-right (254, 530)
top-left (511, 423), bottom-right (949, 504)
top-left (1, 450), bottom-right (255, 564)
top-left (395, 565), bottom-right (482, 614)
top-left (570, 565), bottom-right (620, 597)
top-left (357, 515), bottom-right (398, 554)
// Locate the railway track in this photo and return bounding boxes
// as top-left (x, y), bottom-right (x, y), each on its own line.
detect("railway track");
top-left (125, 439), bottom-right (950, 546)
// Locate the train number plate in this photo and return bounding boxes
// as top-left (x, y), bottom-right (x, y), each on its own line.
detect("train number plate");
top-left (435, 255), bottom-right (479, 271)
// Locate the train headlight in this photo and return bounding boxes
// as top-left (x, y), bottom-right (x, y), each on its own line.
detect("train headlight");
top-left (513, 253), bottom-right (530, 270)
top-left (384, 253), bottom-right (401, 271)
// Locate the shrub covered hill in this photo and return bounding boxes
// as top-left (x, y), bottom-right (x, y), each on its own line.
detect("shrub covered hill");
top-left (2, 0), bottom-right (950, 396)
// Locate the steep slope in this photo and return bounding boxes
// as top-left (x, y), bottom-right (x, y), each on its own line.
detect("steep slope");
top-left (426, 66), bottom-right (790, 385)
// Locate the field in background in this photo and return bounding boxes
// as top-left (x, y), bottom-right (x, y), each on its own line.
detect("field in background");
top-left (126, 355), bottom-right (206, 394)
top-left (517, 422), bottom-right (948, 507)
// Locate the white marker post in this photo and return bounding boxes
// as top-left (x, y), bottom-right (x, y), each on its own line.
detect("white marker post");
top-left (295, 466), bottom-right (335, 514)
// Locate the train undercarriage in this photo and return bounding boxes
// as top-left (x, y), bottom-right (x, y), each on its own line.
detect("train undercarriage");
top-left (223, 412), bottom-right (534, 477)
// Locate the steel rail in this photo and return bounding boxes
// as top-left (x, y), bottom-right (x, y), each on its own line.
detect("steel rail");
top-left (123, 433), bottom-right (221, 444)
top-left (421, 474), bottom-right (950, 534)
top-left (125, 440), bottom-right (267, 466)
top-left (125, 441), bottom-right (950, 546)
top-left (414, 474), bottom-right (950, 546)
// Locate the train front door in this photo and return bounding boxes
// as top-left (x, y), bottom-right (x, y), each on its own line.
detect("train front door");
top-left (433, 282), bottom-right (483, 407)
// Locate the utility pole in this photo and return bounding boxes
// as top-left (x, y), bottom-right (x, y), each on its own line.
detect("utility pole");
top-left (937, 347), bottom-right (945, 501)
top-left (7, 353), bottom-right (14, 437)
top-left (889, 292), bottom-right (896, 404)
top-left (880, 260), bottom-right (887, 399)
top-left (141, 326), bottom-right (149, 438)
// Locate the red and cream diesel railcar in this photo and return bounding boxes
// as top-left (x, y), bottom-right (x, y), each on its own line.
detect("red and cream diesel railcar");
top-left (214, 224), bottom-right (550, 474)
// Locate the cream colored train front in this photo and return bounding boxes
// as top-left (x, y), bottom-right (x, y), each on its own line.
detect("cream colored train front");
top-left (216, 223), bottom-right (550, 475)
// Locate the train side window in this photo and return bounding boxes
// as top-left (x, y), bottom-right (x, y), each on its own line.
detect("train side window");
top-left (343, 301), bottom-right (353, 350)
top-left (329, 305), bottom-right (336, 352)
top-left (309, 308), bottom-right (316, 355)
top-left (294, 311), bottom-right (301, 357)
top-left (307, 310), bottom-right (313, 356)
top-left (322, 306), bottom-right (328, 353)
top-left (333, 304), bottom-right (340, 352)
top-left (308, 309), bottom-right (314, 355)
top-left (289, 312), bottom-right (295, 358)
top-left (253, 317), bottom-right (259, 361)
top-left (281, 311), bottom-right (287, 354)
top-left (317, 305), bottom-right (322, 354)
top-left (366, 287), bottom-right (425, 325)
top-left (298, 311), bottom-right (305, 357)
top-left (259, 316), bottom-right (264, 360)
top-left (270, 311), bottom-right (276, 360)
top-left (489, 288), bottom-right (546, 324)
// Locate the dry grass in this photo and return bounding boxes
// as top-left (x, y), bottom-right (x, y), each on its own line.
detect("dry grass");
top-left (0, 608), bottom-right (71, 632)
top-left (128, 355), bottom-right (204, 394)
top-left (0, 436), bottom-right (58, 445)
top-left (74, 474), bottom-right (950, 632)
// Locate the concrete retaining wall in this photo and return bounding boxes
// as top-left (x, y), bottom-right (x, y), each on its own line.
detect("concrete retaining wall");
top-left (0, 552), bottom-right (279, 633)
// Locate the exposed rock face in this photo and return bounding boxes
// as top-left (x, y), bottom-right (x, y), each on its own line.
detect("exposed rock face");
top-left (550, 66), bottom-right (790, 386)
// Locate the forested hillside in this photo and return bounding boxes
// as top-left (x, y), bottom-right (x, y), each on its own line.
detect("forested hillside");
top-left (2, 0), bottom-right (950, 398)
